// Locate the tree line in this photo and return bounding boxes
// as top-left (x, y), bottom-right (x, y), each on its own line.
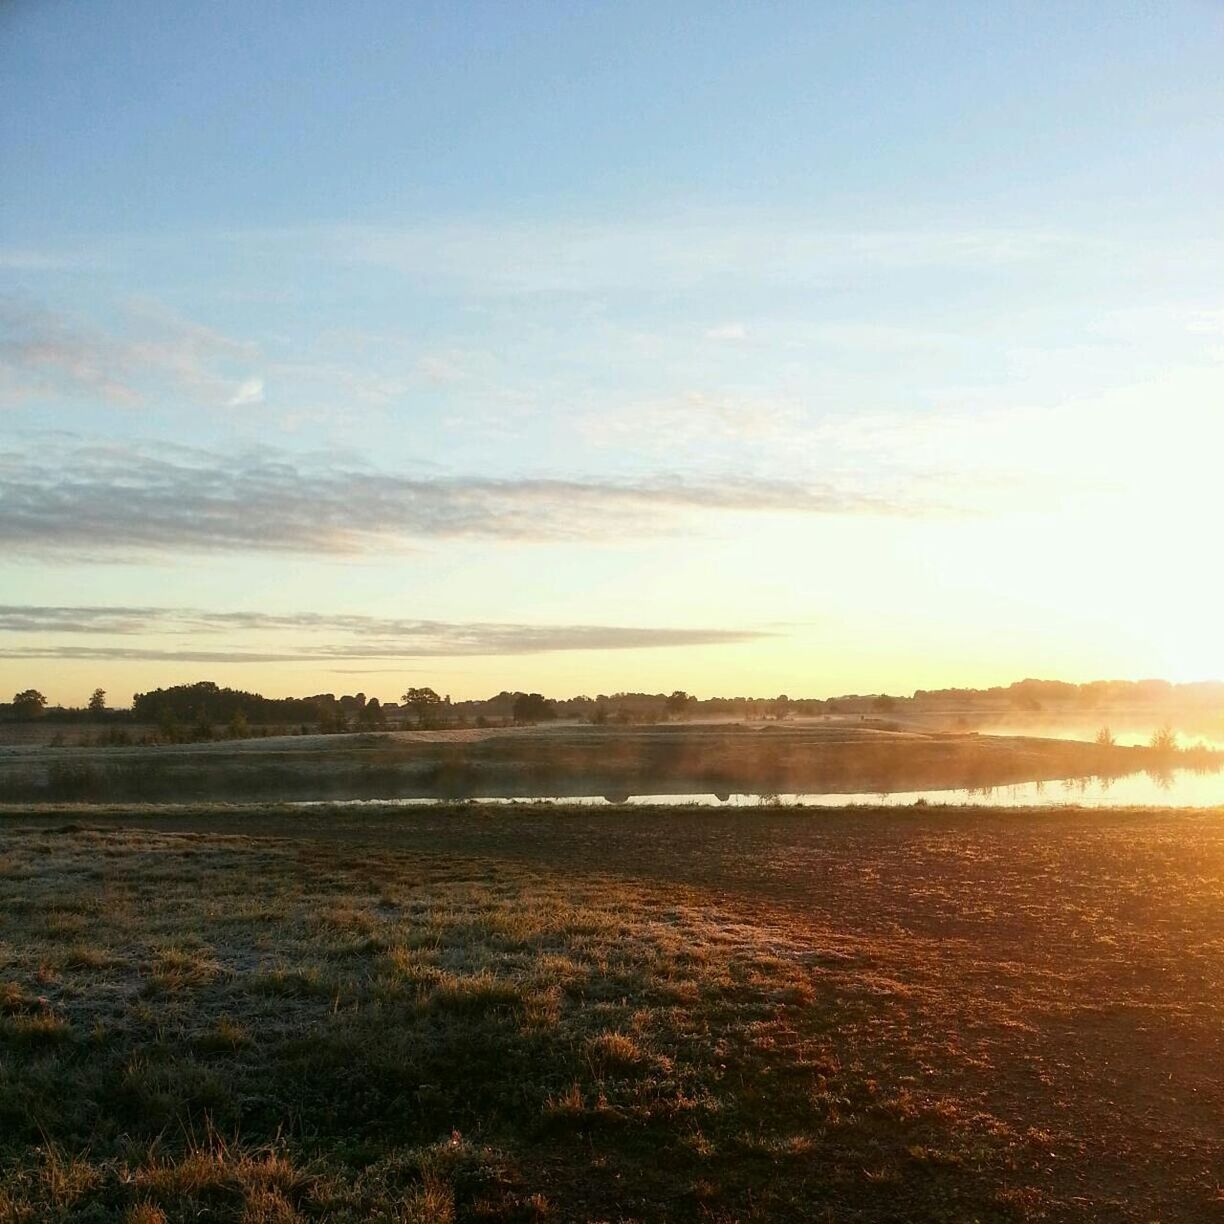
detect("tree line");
top-left (6, 675), bottom-right (1224, 730)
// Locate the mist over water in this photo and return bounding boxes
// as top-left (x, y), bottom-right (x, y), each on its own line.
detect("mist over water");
top-left (931, 714), bottom-right (1224, 754)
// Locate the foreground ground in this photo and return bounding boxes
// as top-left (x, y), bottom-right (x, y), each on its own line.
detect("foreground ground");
top-left (1, 803), bottom-right (1222, 1221)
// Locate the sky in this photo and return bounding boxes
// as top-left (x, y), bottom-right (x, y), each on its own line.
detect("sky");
top-left (2, 1), bottom-right (1223, 706)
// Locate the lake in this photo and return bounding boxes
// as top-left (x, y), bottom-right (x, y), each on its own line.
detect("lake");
top-left (306, 761), bottom-right (1224, 808)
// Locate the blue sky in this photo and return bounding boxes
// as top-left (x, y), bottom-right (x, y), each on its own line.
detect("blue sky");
top-left (2, 1), bottom-right (1223, 703)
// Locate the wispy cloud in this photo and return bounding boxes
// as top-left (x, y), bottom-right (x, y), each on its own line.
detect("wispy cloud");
top-left (0, 435), bottom-right (944, 559)
top-left (276, 218), bottom-right (1074, 297)
top-left (583, 390), bottom-right (804, 447)
top-left (0, 247), bottom-right (101, 272)
top-left (0, 604), bottom-right (773, 659)
top-left (415, 353), bottom-right (469, 385)
top-left (1, 297), bottom-right (142, 405)
top-left (0, 295), bottom-right (262, 409)
top-left (227, 377), bottom-right (265, 407)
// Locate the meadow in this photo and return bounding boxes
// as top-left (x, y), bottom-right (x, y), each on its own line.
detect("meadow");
top-left (1, 802), bottom-right (1221, 1221)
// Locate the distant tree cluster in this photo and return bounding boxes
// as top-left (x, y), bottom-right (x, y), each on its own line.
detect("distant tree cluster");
top-left (5, 674), bottom-right (1222, 734)
top-left (911, 678), bottom-right (1190, 713)
top-left (131, 681), bottom-right (330, 727)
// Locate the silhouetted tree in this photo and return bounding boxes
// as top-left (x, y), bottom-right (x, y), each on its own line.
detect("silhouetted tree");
top-left (88, 688), bottom-right (107, 718)
top-left (513, 692), bottom-right (556, 724)
top-left (12, 690), bottom-right (46, 720)
top-left (401, 687), bottom-right (443, 728)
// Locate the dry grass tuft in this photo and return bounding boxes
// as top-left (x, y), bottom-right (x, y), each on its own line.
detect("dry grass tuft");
top-left (196, 1015), bottom-right (251, 1052)
top-left (427, 970), bottom-right (522, 1015)
top-left (584, 1030), bottom-right (648, 1077)
top-left (399, 1170), bottom-right (455, 1224)
top-left (63, 943), bottom-right (120, 970)
top-left (2, 1009), bottom-right (72, 1044)
top-left (122, 1204), bottom-right (168, 1224)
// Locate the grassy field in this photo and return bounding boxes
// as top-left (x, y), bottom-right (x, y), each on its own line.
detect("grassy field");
top-left (1, 803), bottom-right (1222, 1221)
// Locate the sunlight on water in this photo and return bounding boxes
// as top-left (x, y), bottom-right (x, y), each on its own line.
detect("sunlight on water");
top-left (302, 765), bottom-right (1224, 809)
top-left (661, 769), bottom-right (1224, 808)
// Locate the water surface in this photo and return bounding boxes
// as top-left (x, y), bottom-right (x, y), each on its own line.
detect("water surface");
top-left (304, 763), bottom-right (1224, 808)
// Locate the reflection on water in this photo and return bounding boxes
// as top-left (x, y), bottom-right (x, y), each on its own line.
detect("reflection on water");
top-left (649, 767), bottom-right (1224, 808)
top-left (306, 764), bottom-right (1224, 808)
